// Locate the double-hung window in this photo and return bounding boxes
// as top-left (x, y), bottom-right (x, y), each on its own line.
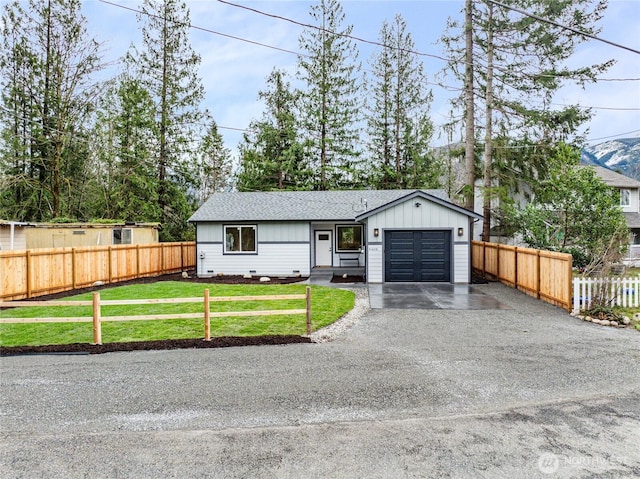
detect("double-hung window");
top-left (225, 225), bottom-right (257, 253)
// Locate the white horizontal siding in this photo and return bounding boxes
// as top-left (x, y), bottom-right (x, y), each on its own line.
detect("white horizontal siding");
top-left (197, 223), bottom-right (222, 243)
top-left (197, 222), bottom-right (309, 244)
top-left (453, 243), bottom-right (470, 283)
top-left (197, 243), bottom-right (310, 277)
top-left (259, 222), bottom-right (309, 242)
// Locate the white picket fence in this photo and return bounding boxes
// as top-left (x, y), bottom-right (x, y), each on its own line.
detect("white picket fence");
top-left (572, 275), bottom-right (640, 313)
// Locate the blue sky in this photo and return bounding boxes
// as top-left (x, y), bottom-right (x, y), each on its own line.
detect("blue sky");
top-left (82, 0), bottom-right (640, 153)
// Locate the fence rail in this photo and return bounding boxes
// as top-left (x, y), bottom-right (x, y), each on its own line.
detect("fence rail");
top-left (572, 275), bottom-right (640, 313)
top-left (0, 242), bottom-right (195, 301)
top-left (0, 287), bottom-right (312, 344)
top-left (472, 241), bottom-right (573, 311)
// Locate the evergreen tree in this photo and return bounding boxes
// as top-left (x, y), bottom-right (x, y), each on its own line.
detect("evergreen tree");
top-left (237, 69), bottom-right (307, 191)
top-left (92, 77), bottom-right (159, 221)
top-left (296, 0), bottom-right (362, 190)
top-left (441, 0), bottom-right (612, 238)
top-left (127, 0), bottom-right (205, 240)
top-left (367, 15), bottom-right (438, 190)
top-left (196, 119), bottom-right (232, 202)
top-left (0, 0), bottom-right (103, 221)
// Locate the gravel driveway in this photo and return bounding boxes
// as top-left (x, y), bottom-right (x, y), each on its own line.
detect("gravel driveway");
top-left (1, 282), bottom-right (639, 478)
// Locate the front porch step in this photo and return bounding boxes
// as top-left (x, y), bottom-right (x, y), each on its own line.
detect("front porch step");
top-left (310, 266), bottom-right (365, 277)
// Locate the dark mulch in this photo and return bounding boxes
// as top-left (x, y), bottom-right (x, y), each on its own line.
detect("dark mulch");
top-left (0, 335), bottom-right (312, 357)
top-left (471, 271), bottom-right (490, 284)
top-left (1, 271), bottom-right (312, 356)
top-left (14, 270), bottom-right (306, 303)
top-left (331, 275), bottom-right (365, 283)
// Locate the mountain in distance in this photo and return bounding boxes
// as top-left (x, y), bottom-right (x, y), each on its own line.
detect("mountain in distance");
top-left (581, 137), bottom-right (640, 179)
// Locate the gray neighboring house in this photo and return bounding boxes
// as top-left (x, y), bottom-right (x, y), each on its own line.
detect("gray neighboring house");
top-left (188, 189), bottom-right (481, 283)
top-left (586, 166), bottom-right (640, 259)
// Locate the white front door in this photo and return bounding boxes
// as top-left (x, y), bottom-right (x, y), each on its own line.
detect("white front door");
top-left (315, 231), bottom-right (332, 266)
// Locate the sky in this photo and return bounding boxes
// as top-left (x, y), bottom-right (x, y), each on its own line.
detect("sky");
top-left (81, 0), bottom-right (640, 154)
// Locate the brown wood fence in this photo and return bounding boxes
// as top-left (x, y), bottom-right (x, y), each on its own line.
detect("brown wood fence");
top-left (0, 242), bottom-right (195, 301)
top-left (0, 287), bottom-right (312, 344)
top-left (472, 241), bottom-right (573, 311)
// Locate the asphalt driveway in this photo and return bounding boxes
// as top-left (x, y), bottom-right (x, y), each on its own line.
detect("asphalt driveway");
top-left (1, 282), bottom-right (639, 478)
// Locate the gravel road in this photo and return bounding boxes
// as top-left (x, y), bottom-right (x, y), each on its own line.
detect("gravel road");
top-left (1, 283), bottom-right (639, 478)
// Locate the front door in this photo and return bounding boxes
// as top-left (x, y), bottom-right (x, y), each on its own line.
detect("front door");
top-left (315, 230), bottom-right (332, 266)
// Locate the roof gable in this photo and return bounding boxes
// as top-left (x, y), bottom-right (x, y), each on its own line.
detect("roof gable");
top-left (354, 190), bottom-right (482, 221)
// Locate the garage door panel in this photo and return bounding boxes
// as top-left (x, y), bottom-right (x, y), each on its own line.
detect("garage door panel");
top-left (385, 230), bottom-right (451, 282)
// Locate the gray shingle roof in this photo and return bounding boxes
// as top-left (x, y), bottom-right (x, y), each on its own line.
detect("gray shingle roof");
top-left (582, 165), bottom-right (640, 189)
top-left (624, 212), bottom-right (640, 229)
top-left (189, 189), bottom-right (456, 222)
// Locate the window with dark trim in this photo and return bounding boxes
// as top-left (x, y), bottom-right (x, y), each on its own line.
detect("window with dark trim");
top-left (225, 225), bottom-right (257, 253)
top-left (113, 228), bottom-right (132, 245)
top-left (336, 225), bottom-right (362, 252)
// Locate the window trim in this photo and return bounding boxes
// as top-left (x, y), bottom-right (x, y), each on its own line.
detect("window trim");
top-left (223, 224), bottom-right (258, 254)
top-left (113, 227), bottom-right (132, 245)
top-left (335, 224), bottom-right (363, 253)
top-left (620, 189), bottom-right (631, 207)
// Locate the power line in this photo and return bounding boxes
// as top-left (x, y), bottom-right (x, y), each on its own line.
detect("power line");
top-left (487, 0), bottom-right (640, 56)
top-left (216, 0), bottom-right (452, 63)
top-left (586, 128), bottom-right (640, 143)
top-left (98, 0), bottom-right (306, 58)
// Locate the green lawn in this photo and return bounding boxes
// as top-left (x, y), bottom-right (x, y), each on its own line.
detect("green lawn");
top-left (0, 282), bottom-right (355, 347)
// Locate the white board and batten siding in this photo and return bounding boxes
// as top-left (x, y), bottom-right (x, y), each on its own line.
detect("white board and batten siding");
top-left (364, 199), bottom-right (473, 283)
top-left (196, 222), bottom-right (310, 277)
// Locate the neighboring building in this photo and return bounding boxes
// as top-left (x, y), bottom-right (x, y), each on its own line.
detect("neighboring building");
top-left (189, 189), bottom-right (481, 283)
top-left (0, 221), bottom-right (160, 250)
top-left (0, 220), bottom-right (29, 251)
top-left (585, 166), bottom-right (640, 259)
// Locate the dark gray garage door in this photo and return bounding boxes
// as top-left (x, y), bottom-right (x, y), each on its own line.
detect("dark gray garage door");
top-left (384, 230), bottom-right (451, 282)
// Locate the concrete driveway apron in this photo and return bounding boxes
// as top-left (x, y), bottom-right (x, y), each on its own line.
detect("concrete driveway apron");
top-left (368, 282), bottom-right (511, 309)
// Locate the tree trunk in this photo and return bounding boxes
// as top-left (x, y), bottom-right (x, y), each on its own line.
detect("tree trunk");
top-left (463, 0), bottom-right (475, 213)
top-left (482, 3), bottom-right (494, 242)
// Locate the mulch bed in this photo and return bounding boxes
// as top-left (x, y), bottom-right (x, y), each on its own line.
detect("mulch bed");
top-left (1, 271), bottom-right (312, 356)
top-left (0, 335), bottom-right (312, 357)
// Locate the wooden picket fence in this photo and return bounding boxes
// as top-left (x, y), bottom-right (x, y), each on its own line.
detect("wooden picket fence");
top-left (572, 275), bottom-right (640, 313)
top-left (472, 241), bottom-right (573, 311)
top-left (0, 287), bottom-right (312, 344)
top-left (0, 242), bottom-right (195, 301)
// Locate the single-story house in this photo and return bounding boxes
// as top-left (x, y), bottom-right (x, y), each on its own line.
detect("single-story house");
top-left (188, 189), bottom-right (482, 283)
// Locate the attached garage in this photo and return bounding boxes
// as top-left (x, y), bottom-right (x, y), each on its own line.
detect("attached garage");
top-left (384, 230), bottom-right (451, 282)
top-left (356, 191), bottom-right (481, 284)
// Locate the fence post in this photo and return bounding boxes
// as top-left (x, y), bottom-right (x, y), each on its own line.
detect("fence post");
top-left (26, 250), bottom-right (32, 298)
top-left (72, 248), bottom-right (77, 290)
top-left (93, 292), bottom-right (102, 345)
top-left (204, 289), bottom-right (211, 341)
top-left (306, 286), bottom-right (312, 335)
top-left (566, 255), bottom-right (573, 312)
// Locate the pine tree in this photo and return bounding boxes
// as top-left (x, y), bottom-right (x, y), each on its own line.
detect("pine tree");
top-left (127, 0), bottom-right (205, 240)
top-left (92, 77), bottom-right (159, 221)
top-left (196, 119), bottom-right (232, 202)
top-left (0, 0), bottom-right (103, 221)
top-left (237, 69), bottom-right (307, 191)
top-left (441, 0), bottom-right (612, 239)
top-left (367, 15), bottom-right (438, 190)
top-left (296, 0), bottom-right (362, 190)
